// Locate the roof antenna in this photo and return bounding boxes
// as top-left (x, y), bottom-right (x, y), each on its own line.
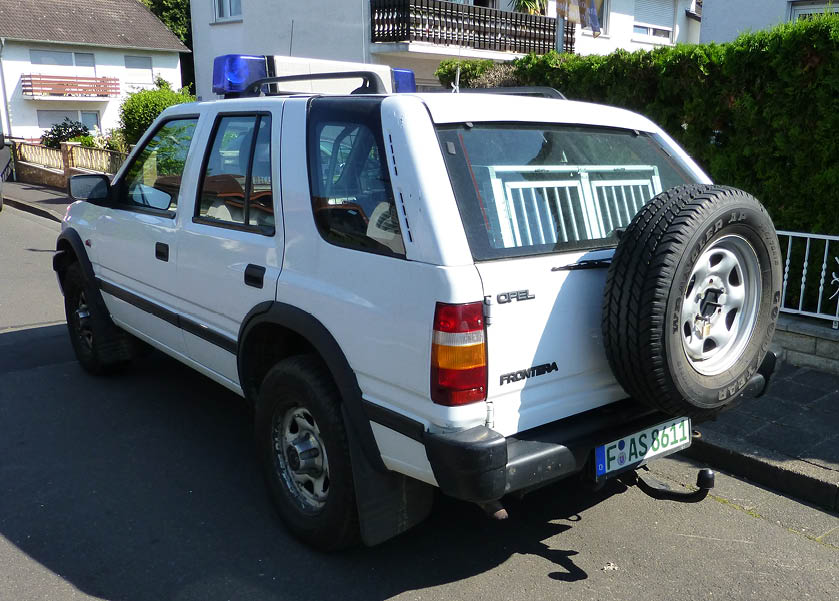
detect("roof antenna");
top-left (451, 66), bottom-right (461, 94)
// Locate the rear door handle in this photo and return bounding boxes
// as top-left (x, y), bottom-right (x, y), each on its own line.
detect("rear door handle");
top-left (155, 242), bottom-right (169, 262)
top-left (244, 264), bottom-right (265, 289)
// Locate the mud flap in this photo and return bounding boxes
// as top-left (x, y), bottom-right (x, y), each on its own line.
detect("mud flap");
top-left (343, 406), bottom-right (434, 546)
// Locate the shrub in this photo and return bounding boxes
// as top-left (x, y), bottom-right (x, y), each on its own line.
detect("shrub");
top-left (69, 134), bottom-right (96, 148)
top-left (119, 77), bottom-right (195, 144)
top-left (473, 63), bottom-right (522, 88)
top-left (41, 119), bottom-right (89, 149)
top-left (435, 59), bottom-right (494, 89)
top-left (437, 14), bottom-right (839, 235)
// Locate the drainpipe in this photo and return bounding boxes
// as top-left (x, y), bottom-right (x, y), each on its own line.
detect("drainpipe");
top-left (0, 37), bottom-right (13, 137)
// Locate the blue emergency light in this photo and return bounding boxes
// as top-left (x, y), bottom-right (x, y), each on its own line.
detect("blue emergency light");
top-left (212, 54), bottom-right (267, 96)
top-left (211, 54), bottom-right (416, 96)
top-left (392, 68), bottom-right (416, 93)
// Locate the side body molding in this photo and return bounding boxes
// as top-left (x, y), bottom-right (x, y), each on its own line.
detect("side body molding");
top-left (238, 301), bottom-right (387, 473)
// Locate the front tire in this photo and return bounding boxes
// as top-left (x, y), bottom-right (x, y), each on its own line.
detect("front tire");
top-left (63, 262), bottom-right (133, 375)
top-left (255, 355), bottom-right (359, 551)
top-left (602, 185), bottom-right (782, 420)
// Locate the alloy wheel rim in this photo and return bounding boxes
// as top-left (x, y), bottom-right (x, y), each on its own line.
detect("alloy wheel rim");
top-left (680, 234), bottom-right (762, 376)
top-left (272, 405), bottom-right (330, 512)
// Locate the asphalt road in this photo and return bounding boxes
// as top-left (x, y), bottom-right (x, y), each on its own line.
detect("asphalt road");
top-left (0, 205), bottom-right (837, 601)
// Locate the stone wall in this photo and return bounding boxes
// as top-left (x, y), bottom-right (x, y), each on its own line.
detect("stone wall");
top-left (772, 315), bottom-right (839, 375)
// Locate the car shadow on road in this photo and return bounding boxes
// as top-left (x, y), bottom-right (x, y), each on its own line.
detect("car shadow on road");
top-left (0, 341), bottom-right (633, 601)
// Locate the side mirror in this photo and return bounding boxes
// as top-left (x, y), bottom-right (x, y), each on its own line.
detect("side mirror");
top-left (0, 132), bottom-right (5, 150)
top-left (70, 174), bottom-right (111, 203)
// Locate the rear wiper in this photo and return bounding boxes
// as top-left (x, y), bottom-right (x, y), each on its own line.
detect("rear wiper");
top-left (551, 258), bottom-right (612, 272)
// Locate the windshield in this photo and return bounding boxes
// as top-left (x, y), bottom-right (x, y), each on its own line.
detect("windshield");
top-left (437, 123), bottom-right (699, 260)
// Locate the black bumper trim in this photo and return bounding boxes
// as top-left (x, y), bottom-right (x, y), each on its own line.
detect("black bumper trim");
top-left (362, 400), bottom-right (425, 442)
top-left (424, 399), bottom-right (669, 503)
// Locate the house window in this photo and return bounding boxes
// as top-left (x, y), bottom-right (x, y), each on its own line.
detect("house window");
top-left (633, 0), bottom-right (675, 43)
top-left (215, 0), bottom-right (242, 20)
top-left (74, 53), bottom-right (95, 68)
top-left (125, 55), bottom-right (153, 84)
top-left (36, 110), bottom-right (101, 132)
top-left (790, 2), bottom-right (834, 21)
top-left (29, 49), bottom-right (74, 66)
top-left (80, 111), bottom-right (100, 131)
top-left (36, 110), bottom-right (77, 129)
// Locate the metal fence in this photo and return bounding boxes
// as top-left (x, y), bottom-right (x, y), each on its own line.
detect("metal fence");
top-left (70, 145), bottom-right (127, 175)
top-left (15, 142), bottom-right (63, 170)
top-left (778, 231), bottom-right (839, 329)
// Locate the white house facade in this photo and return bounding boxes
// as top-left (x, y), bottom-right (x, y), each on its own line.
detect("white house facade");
top-left (701, 0), bottom-right (832, 43)
top-left (192, 1), bottom-right (701, 101)
top-left (0, 0), bottom-right (187, 141)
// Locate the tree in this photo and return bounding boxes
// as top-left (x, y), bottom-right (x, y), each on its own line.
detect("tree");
top-left (139, 0), bottom-right (194, 90)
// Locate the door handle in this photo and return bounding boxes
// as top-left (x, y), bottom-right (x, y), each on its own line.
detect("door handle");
top-left (244, 264), bottom-right (265, 289)
top-left (155, 242), bottom-right (169, 262)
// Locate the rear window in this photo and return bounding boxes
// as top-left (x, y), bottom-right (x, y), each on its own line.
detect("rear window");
top-left (437, 123), bottom-right (699, 260)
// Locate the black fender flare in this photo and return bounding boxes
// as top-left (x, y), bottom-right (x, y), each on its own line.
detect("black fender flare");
top-left (53, 227), bottom-right (113, 333)
top-left (54, 228), bottom-right (96, 287)
top-left (238, 301), bottom-right (387, 473)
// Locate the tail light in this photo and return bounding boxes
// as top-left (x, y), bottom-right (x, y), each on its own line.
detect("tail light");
top-left (431, 302), bottom-right (487, 406)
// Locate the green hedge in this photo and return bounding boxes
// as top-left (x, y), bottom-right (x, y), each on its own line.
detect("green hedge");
top-left (436, 15), bottom-right (839, 235)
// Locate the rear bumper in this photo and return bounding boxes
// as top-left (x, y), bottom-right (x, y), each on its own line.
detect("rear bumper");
top-left (424, 400), bottom-right (672, 503)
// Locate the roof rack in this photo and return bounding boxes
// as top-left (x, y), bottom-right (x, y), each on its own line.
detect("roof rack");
top-left (245, 71), bottom-right (388, 97)
top-left (460, 86), bottom-right (567, 100)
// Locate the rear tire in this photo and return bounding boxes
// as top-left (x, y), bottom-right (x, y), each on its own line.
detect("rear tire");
top-left (63, 262), bottom-right (134, 375)
top-left (602, 185), bottom-right (782, 420)
top-left (255, 355), bottom-right (360, 551)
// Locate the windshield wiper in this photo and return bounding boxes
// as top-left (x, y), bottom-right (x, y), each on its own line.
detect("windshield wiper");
top-left (551, 258), bottom-right (612, 272)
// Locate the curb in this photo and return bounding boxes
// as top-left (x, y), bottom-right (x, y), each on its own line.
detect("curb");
top-left (684, 428), bottom-right (839, 512)
top-left (3, 197), bottom-right (63, 223)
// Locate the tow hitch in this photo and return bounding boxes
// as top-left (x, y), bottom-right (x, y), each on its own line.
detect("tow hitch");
top-left (625, 467), bottom-right (715, 503)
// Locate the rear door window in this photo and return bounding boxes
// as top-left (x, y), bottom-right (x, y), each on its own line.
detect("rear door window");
top-left (307, 97), bottom-right (405, 258)
top-left (437, 123), bottom-right (699, 260)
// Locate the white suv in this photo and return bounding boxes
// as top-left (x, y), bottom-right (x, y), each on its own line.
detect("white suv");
top-left (55, 72), bottom-right (781, 550)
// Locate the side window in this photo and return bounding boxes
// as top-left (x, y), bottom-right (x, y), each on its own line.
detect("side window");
top-left (196, 114), bottom-right (274, 232)
top-left (308, 109), bottom-right (404, 257)
top-left (119, 118), bottom-right (198, 213)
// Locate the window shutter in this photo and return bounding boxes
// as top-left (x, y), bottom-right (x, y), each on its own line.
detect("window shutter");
top-left (634, 0), bottom-right (675, 29)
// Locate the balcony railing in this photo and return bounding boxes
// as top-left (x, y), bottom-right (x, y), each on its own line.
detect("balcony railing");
top-left (371, 0), bottom-right (558, 55)
top-left (21, 74), bottom-right (120, 98)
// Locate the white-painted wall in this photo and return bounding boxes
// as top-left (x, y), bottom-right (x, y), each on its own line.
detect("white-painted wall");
top-left (700, 0), bottom-right (793, 43)
top-left (0, 40), bottom-right (181, 140)
top-left (574, 0), bottom-right (699, 56)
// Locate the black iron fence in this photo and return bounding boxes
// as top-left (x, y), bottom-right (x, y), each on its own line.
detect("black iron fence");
top-left (371, 0), bottom-right (559, 55)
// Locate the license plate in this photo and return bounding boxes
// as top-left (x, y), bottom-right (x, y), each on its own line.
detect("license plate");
top-left (594, 417), bottom-right (691, 478)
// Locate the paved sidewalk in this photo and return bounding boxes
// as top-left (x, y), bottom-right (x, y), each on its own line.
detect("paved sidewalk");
top-left (4, 181), bottom-right (839, 511)
top-left (2, 181), bottom-right (72, 222)
top-left (688, 362), bottom-right (839, 511)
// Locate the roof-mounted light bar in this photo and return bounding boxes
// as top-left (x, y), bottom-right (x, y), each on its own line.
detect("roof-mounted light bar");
top-left (211, 54), bottom-right (417, 98)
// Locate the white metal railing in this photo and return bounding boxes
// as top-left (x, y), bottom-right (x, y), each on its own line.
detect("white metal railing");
top-left (486, 165), bottom-right (662, 247)
top-left (778, 230), bottom-right (839, 329)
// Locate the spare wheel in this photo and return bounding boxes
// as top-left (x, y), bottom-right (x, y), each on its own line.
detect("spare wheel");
top-left (602, 185), bottom-right (782, 419)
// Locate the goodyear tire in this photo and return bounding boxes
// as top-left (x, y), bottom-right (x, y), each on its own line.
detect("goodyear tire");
top-left (602, 185), bottom-right (782, 420)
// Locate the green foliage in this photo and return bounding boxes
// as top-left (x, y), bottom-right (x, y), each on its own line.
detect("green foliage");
top-left (40, 119), bottom-right (89, 149)
top-left (139, 0), bottom-right (191, 47)
top-left (119, 78), bottom-right (195, 144)
top-left (513, 0), bottom-right (547, 14)
top-left (435, 59), bottom-right (495, 90)
top-left (438, 14), bottom-right (839, 234)
top-left (69, 134), bottom-right (96, 148)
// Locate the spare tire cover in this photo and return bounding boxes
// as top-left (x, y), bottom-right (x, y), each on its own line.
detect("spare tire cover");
top-left (602, 185), bottom-right (782, 419)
